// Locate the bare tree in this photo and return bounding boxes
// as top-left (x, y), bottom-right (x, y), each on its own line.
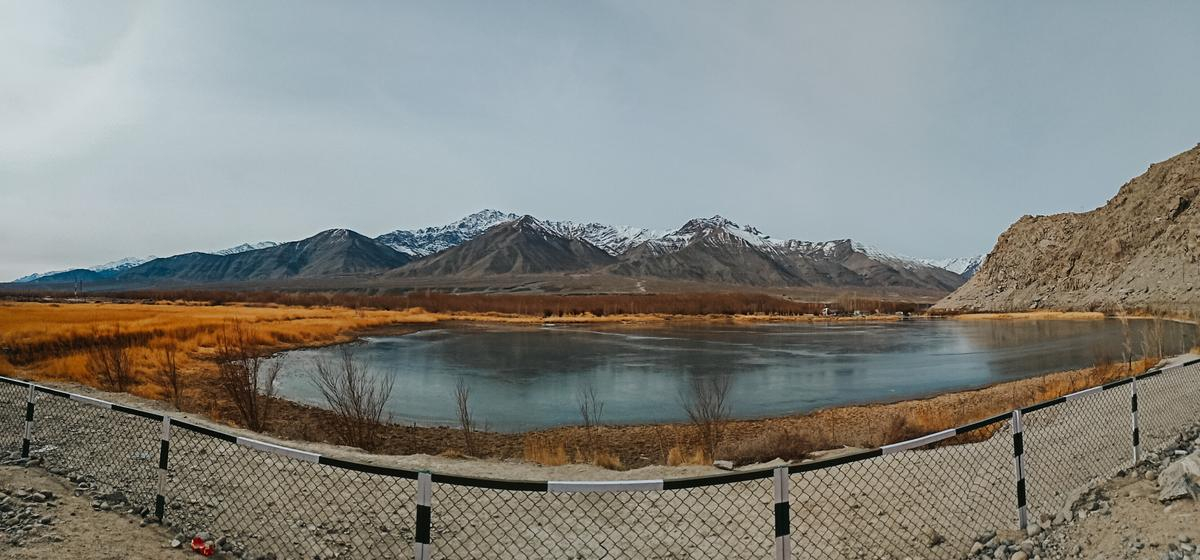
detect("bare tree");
top-left (576, 383), bottom-right (606, 456)
top-left (213, 321), bottom-right (282, 431)
top-left (86, 324), bottom-right (135, 392)
top-left (680, 374), bottom-right (732, 462)
top-left (454, 377), bottom-right (477, 455)
top-left (576, 383), bottom-right (605, 430)
top-left (309, 346), bottom-right (394, 451)
top-left (156, 343), bottom-right (183, 409)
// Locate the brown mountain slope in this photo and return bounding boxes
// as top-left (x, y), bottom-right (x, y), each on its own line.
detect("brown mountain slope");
top-left (934, 144), bottom-right (1200, 313)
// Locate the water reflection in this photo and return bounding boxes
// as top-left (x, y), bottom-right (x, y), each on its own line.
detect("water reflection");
top-left (272, 319), bottom-right (1197, 432)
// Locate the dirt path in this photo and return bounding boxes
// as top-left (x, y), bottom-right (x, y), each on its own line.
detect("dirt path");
top-left (0, 466), bottom-right (181, 559)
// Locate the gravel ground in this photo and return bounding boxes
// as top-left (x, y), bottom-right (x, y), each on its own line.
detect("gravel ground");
top-left (0, 465), bottom-right (181, 560)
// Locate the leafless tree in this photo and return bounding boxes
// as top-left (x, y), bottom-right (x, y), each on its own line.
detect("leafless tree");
top-left (576, 383), bottom-right (605, 430)
top-left (454, 377), bottom-right (477, 455)
top-left (157, 343), bottom-right (183, 409)
top-left (309, 346), bottom-right (394, 451)
top-left (213, 321), bottom-right (282, 431)
top-left (576, 383), bottom-right (606, 455)
top-left (680, 374), bottom-right (732, 462)
top-left (86, 324), bottom-right (135, 392)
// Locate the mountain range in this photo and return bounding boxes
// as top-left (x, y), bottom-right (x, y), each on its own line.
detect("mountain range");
top-left (12, 210), bottom-right (982, 293)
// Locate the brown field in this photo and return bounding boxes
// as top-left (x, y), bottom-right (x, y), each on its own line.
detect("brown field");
top-left (950, 310), bottom-right (1108, 321)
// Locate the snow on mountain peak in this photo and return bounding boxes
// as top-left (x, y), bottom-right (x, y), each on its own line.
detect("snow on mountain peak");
top-left (210, 241), bottom-right (279, 256)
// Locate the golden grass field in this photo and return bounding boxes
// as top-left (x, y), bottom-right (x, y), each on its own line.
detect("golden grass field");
top-left (0, 301), bottom-right (444, 397)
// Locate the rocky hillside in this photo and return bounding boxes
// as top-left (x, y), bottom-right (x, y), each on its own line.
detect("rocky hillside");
top-left (935, 144), bottom-right (1200, 313)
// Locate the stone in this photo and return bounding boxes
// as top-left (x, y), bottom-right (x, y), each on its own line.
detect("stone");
top-left (922, 526), bottom-right (944, 547)
top-left (1010, 552), bottom-right (1028, 560)
top-left (1026, 523), bottom-right (1042, 538)
top-left (712, 460), bottom-right (734, 471)
top-left (1159, 452), bottom-right (1200, 502)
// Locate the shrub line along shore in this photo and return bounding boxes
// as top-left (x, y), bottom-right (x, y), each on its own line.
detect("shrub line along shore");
top-left (0, 299), bottom-right (1181, 472)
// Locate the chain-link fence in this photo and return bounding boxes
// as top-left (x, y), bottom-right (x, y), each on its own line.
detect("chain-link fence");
top-left (1, 358), bottom-right (1198, 559)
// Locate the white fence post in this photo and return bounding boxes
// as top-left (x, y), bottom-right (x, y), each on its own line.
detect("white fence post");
top-left (414, 471), bottom-right (432, 560)
top-left (773, 466), bottom-right (791, 559)
top-left (21, 385), bottom-right (34, 458)
top-left (1131, 377), bottom-right (1141, 465)
top-left (1011, 409), bottom-right (1027, 529)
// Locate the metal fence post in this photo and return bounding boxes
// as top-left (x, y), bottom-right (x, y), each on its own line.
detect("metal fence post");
top-left (156, 416), bottom-right (171, 520)
top-left (21, 385), bottom-right (34, 459)
top-left (1011, 409), bottom-right (1027, 529)
top-left (773, 466), bottom-right (791, 560)
top-left (415, 471), bottom-right (432, 560)
top-left (1131, 377), bottom-right (1141, 465)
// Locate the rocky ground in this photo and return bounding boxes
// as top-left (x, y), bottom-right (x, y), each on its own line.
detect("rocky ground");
top-left (0, 464), bottom-right (182, 559)
top-left (966, 423), bottom-right (1200, 560)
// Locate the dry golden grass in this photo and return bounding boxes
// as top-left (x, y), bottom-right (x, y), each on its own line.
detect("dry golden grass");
top-left (522, 435), bottom-right (569, 466)
top-left (0, 301), bottom-right (437, 399)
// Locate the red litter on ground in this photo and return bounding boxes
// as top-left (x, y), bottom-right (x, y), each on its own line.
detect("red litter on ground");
top-left (191, 536), bottom-right (215, 556)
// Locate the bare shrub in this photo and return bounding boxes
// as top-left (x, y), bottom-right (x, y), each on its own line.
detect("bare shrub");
top-left (680, 374), bottom-right (732, 462)
top-left (575, 382), bottom-right (605, 459)
top-left (309, 346), bottom-right (395, 451)
top-left (213, 321), bottom-right (282, 431)
top-left (719, 428), bottom-right (818, 466)
top-left (85, 325), bottom-right (135, 392)
top-left (454, 377), bottom-right (477, 456)
top-left (156, 343), bottom-right (183, 409)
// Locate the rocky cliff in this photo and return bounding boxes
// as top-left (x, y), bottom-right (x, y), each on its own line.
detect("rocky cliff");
top-left (934, 144), bottom-right (1200, 313)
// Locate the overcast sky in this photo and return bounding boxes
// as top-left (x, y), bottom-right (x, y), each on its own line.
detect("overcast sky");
top-left (3, 1), bottom-right (1200, 280)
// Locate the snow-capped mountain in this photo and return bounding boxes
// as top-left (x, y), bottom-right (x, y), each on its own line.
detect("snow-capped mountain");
top-left (921, 255), bottom-right (986, 278)
top-left (12, 256), bottom-right (157, 282)
top-left (540, 221), bottom-right (663, 256)
top-left (376, 210), bottom-right (662, 257)
top-left (376, 210), bottom-right (520, 257)
top-left (210, 241), bottom-right (279, 256)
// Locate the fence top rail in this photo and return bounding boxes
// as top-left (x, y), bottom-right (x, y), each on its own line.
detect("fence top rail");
top-left (2, 355), bottom-right (1195, 491)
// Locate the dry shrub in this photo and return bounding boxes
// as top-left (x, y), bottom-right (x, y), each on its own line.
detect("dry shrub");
top-left (523, 435), bottom-right (568, 466)
top-left (213, 321), bottom-right (282, 431)
top-left (877, 414), bottom-right (922, 447)
top-left (454, 377), bottom-right (477, 456)
top-left (309, 346), bottom-right (395, 451)
top-left (719, 428), bottom-right (819, 466)
top-left (156, 343), bottom-right (183, 409)
top-left (680, 374), bottom-right (732, 463)
top-left (590, 450), bottom-right (625, 471)
top-left (666, 446), bottom-right (708, 466)
top-left (84, 325), bottom-right (136, 392)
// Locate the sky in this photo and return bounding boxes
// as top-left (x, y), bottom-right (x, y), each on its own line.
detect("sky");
top-left (3, 1), bottom-right (1200, 280)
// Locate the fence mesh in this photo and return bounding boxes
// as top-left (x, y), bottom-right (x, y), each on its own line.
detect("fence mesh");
top-left (1021, 384), bottom-right (1131, 519)
top-left (790, 423), bottom-right (1014, 559)
top-left (0, 382), bottom-right (24, 455)
top-left (167, 426), bottom-right (418, 559)
top-left (431, 478), bottom-right (774, 559)
top-left (1139, 363), bottom-right (1200, 453)
top-left (31, 394), bottom-right (161, 511)
top-left (2, 359), bottom-right (1199, 559)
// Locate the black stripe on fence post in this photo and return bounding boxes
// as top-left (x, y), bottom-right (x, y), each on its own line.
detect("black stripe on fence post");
top-left (773, 466), bottom-right (791, 559)
top-left (414, 471), bottom-right (431, 560)
top-left (156, 417), bottom-right (171, 520)
top-left (1011, 409), bottom-right (1027, 529)
top-left (1131, 378), bottom-right (1141, 465)
top-left (21, 385), bottom-right (34, 459)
